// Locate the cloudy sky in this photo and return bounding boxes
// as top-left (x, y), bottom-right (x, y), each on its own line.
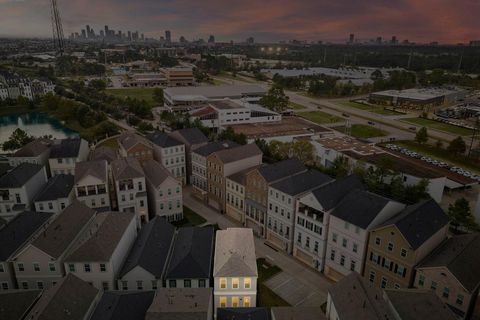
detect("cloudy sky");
top-left (0, 0), bottom-right (479, 43)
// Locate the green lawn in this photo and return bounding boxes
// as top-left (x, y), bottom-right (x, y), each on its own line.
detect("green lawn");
top-left (288, 102), bottom-right (307, 110)
top-left (173, 206), bottom-right (207, 227)
top-left (298, 111), bottom-right (343, 124)
top-left (105, 88), bottom-right (157, 106)
top-left (257, 258), bottom-right (290, 308)
top-left (402, 118), bottom-right (474, 136)
top-left (335, 124), bottom-right (388, 138)
top-left (339, 101), bottom-right (403, 116)
top-left (0, 105), bottom-right (32, 117)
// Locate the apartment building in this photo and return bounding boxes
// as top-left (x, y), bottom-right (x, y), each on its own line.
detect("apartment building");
top-left (48, 138), bottom-right (90, 176)
top-left (118, 217), bottom-right (175, 291)
top-left (213, 228), bottom-right (258, 313)
top-left (245, 158), bottom-right (307, 238)
top-left (111, 157), bottom-right (148, 225)
top-left (324, 189), bottom-right (405, 281)
top-left (165, 226), bottom-right (215, 289)
top-left (293, 175), bottom-right (364, 272)
top-left (11, 201), bottom-right (97, 290)
top-left (364, 199), bottom-right (449, 289)
top-left (74, 160), bottom-right (111, 211)
top-left (0, 163), bottom-right (48, 221)
top-left (0, 211), bottom-right (52, 291)
top-left (142, 159), bottom-right (183, 222)
top-left (34, 174), bottom-right (75, 215)
top-left (225, 167), bottom-right (259, 224)
top-left (207, 144), bottom-right (262, 212)
top-left (191, 141), bottom-right (238, 201)
top-left (267, 170), bottom-right (333, 254)
top-left (146, 131), bottom-right (186, 184)
top-left (117, 132), bottom-right (154, 164)
top-left (64, 211), bottom-right (137, 291)
top-left (8, 138), bottom-right (51, 168)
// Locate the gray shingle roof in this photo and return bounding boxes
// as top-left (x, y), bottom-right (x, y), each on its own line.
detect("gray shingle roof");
top-left (90, 146), bottom-right (118, 163)
top-left (228, 165), bottom-right (261, 185)
top-left (379, 199), bottom-right (449, 250)
top-left (74, 160), bottom-right (107, 184)
top-left (418, 233), bottom-right (480, 292)
top-left (49, 138), bottom-right (83, 158)
top-left (270, 307), bottom-right (326, 320)
top-left (311, 175), bottom-right (365, 211)
top-left (270, 170), bottom-right (333, 196)
top-left (256, 158), bottom-right (307, 183)
top-left (34, 174), bottom-right (74, 202)
top-left (13, 138), bottom-right (51, 157)
top-left (0, 290), bottom-right (42, 320)
top-left (142, 160), bottom-right (174, 187)
top-left (146, 132), bottom-right (183, 148)
top-left (331, 189), bottom-right (393, 229)
top-left (119, 217), bottom-right (175, 278)
top-left (166, 226), bottom-right (215, 279)
top-left (118, 132), bottom-right (152, 151)
top-left (193, 141), bottom-right (238, 157)
top-left (172, 128), bottom-right (208, 145)
top-left (66, 211), bottom-right (135, 262)
top-left (112, 157), bottom-right (144, 181)
top-left (0, 211), bottom-right (52, 260)
top-left (146, 288), bottom-right (213, 319)
top-left (217, 308), bottom-right (269, 320)
top-left (0, 163), bottom-right (43, 188)
top-left (90, 291), bottom-right (155, 320)
top-left (214, 228), bottom-right (257, 277)
top-left (211, 143), bottom-right (262, 164)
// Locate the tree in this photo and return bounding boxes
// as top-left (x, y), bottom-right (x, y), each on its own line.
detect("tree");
top-left (153, 88), bottom-right (164, 105)
top-left (259, 85), bottom-right (289, 112)
top-left (291, 140), bottom-right (314, 165)
top-left (447, 136), bottom-right (467, 156)
top-left (415, 127), bottom-right (428, 144)
top-left (448, 198), bottom-right (477, 231)
top-left (2, 128), bottom-right (35, 151)
top-left (330, 156), bottom-right (350, 178)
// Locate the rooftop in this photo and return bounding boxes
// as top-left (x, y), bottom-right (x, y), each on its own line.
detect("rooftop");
top-left (90, 146), bottom-right (118, 163)
top-left (210, 143), bottom-right (262, 164)
top-left (12, 138), bottom-right (51, 157)
top-left (193, 141), bottom-right (239, 157)
top-left (0, 290), bottom-right (42, 320)
top-left (217, 308), bottom-right (269, 320)
top-left (142, 160), bottom-right (175, 187)
top-left (310, 175), bottom-right (365, 211)
top-left (270, 307), bottom-right (326, 320)
top-left (227, 165), bottom-right (261, 185)
top-left (372, 87), bottom-right (465, 101)
top-left (118, 132), bottom-right (152, 152)
top-left (0, 163), bottom-right (43, 188)
top-left (146, 288), bottom-right (213, 318)
top-left (74, 160), bottom-right (108, 184)
top-left (49, 138), bottom-right (83, 158)
top-left (214, 228), bottom-right (257, 277)
top-left (165, 84), bottom-right (266, 100)
top-left (315, 136), bottom-right (382, 156)
top-left (111, 157), bottom-right (145, 181)
top-left (255, 158), bottom-right (307, 183)
top-left (90, 291), bottom-right (155, 320)
top-left (270, 170), bottom-right (333, 196)
top-left (34, 174), bottom-right (74, 202)
top-left (146, 132), bottom-right (183, 148)
top-left (172, 128), bottom-right (208, 145)
top-left (208, 99), bottom-right (245, 110)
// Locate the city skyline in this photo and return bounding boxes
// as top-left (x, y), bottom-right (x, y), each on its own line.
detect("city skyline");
top-left (0, 0), bottom-right (479, 43)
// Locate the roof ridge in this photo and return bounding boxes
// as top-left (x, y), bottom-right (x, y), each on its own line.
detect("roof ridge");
top-left (446, 234), bottom-right (479, 269)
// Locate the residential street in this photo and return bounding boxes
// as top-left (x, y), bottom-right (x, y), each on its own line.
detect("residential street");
top-left (183, 186), bottom-right (333, 306)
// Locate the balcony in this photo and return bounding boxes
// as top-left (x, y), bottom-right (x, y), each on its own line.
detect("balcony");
top-left (298, 204), bottom-right (324, 223)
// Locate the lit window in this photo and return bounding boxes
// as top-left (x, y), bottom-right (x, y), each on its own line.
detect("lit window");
top-left (244, 296), bottom-right (251, 307)
top-left (220, 278), bottom-right (227, 289)
top-left (232, 296), bottom-right (239, 307)
top-left (232, 278), bottom-right (239, 289)
top-left (220, 296), bottom-right (227, 308)
top-left (244, 278), bottom-right (251, 289)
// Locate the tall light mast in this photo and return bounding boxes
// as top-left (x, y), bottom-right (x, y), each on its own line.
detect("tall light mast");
top-left (50, 0), bottom-right (65, 56)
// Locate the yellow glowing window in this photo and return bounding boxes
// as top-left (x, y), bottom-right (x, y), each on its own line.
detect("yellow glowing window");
top-left (220, 278), bottom-right (227, 289)
top-left (244, 296), bottom-right (251, 307)
top-left (244, 278), bottom-right (251, 289)
top-left (232, 278), bottom-right (239, 289)
top-left (220, 296), bottom-right (227, 308)
top-left (232, 296), bottom-right (239, 307)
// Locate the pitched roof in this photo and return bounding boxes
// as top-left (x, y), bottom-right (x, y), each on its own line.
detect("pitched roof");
top-left (112, 157), bottom-right (144, 181)
top-left (142, 160), bottom-right (175, 187)
top-left (270, 307), bottom-right (326, 320)
top-left (49, 138), bottom-right (83, 158)
top-left (270, 170), bottom-right (333, 196)
top-left (74, 160), bottom-right (107, 183)
top-left (418, 233), bottom-right (480, 292)
top-left (146, 132), bottom-right (183, 148)
top-left (0, 163), bottom-right (43, 188)
top-left (119, 217), bottom-right (175, 278)
top-left (66, 211), bottom-right (135, 262)
top-left (331, 189), bottom-right (394, 229)
top-left (34, 174), bottom-right (74, 202)
top-left (31, 201), bottom-right (96, 259)
top-left (118, 132), bottom-right (152, 151)
top-left (172, 128), bottom-right (208, 145)
top-left (214, 228), bottom-right (257, 277)
top-left (211, 143), bottom-right (262, 164)
top-left (13, 138), bottom-right (51, 157)
top-left (256, 158), bottom-right (307, 183)
top-left (146, 288), bottom-right (213, 319)
top-left (166, 226), bottom-right (215, 279)
top-left (311, 175), bottom-right (365, 211)
top-left (0, 290), bottom-right (42, 320)
top-left (25, 274), bottom-right (99, 320)
top-left (379, 199), bottom-right (449, 250)
top-left (0, 211), bottom-right (52, 260)
top-left (193, 140), bottom-right (238, 157)
top-left (228, 165), bottom-right (261, 185)
top-left (90, 146), bottom-right (118, 163)
top-left (90, 291), bottom-right (155, 320)
top-left (217, 308), bottom-right (269, 320)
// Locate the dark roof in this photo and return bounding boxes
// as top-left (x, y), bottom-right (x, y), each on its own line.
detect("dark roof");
top-left (418, 233), bottom-right (480, 292)
top-left (119, 217), bottom-right (175, 278)
top-left (379, 199), bottom-right (449, 250)
top-left (211, 143), bottom-right (262, 164)
top-left (217, 308), bottom-right (269, 320)
top-left (270, 307), bottom-right (326, 320)
top-left (142, 160), bottom-right (174, 187)
top-left (49, 138), bottom-right (83, 158)
top-left (228, 165), bottom-right (261, 185)
top-left (146, 288), bottom-right (213, 319)
top-left (0, 163), bottom-right (44, 188)
top-left (166, 226), bottom-right (215, 279)
top-left (0, 290), bottom-right (42, 320)
top-left (74, 160), bottom-right (107, 183)
top-left (34, 174), bottom-right (74, 202)
top-left (193, 140), bottom-right (238, 157)
top-left (331, 189), bottom-right (394, 229)
top-left (270, 170), bottom-right (333, 196)
top-left (0, 211), bottom-right (52, 260)
top-left (90, 291), bottom-right (155, 320)
top-left (311, 175), bottom-right (365, 211)
top-left (112, 157), bottom-right (144, 181)
top-left (256, 158), bottom-right (307, 183)
top-left (146, 132), bottom-right (183, 148)
top-left (118, 132), bottom-right (152, 151)
top-left (13, 138), bottom-right (51, 157)
top-left (90, 146), bottom-right (118, 163)
top-left (172, 128), bottom-right (208, 145)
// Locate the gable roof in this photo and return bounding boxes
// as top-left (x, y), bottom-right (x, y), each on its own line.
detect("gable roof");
top-left (49, 138), bottom-right (83, 158)
top-left (65, 211), bottom-right (135, 262)
top-left (0, 163), bottom-right (43, 188)
top-left (34, 174), bottom-right (74, 202)
top-left (331, 189), bottom-right (394, 229)
top-left (13, 138), bottom-right (51, 157)
top-left (172, 128), bottom-right (208, 145)
top-left (119, 217), bottom-right (175, 278)
top-left (0, 290), bottom-right (42, 320)
top-left (211, 143), bottom-right (262, 164)
top-left (146, 288), bottom-right (213, 318)
top-left (90, 291), bottom-right (155, 320)
top-left (193, 141), bottom-right (238, 157)
top-left (146, 132), bottom-right (183, 148)
top-left (112, 157), bottom-right (144, 181)
top-left (74, 160), bottom-right (107, 184)
top-left (228, 165), bottom-right (261, 185)
top-left (418, 233), bottom-right (480, 292)
top-left (256, 158), bottom-right (307, 183)
top-left (310, 175), bottom-right (365, 211)
top-left (0, 211), bottom-right (52, 261)
top-left (378, 199), bottom-right (449, 250)
top-left (270, 170), bottom-right (333, 196)
top-left (142, 160), bottom-right (175, 187)
top-left (166, 226), bottom-right (215, 279)
top-left (118, 132), bottom-right (152, 151)
top-left (90, 146), bottom-right (118, 163)
top-left (31, 201), bottom-right (96, 259)
top-left (214, 228), bottom-right (257, 277)
top-left (217, 308), bottom-right (269, 320)
top-left (270, 307), bottom-right (326, 320)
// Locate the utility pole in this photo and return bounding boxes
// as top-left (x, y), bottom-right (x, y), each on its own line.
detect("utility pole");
top-left (50, 0), bottom-right (65, 56)
top-left (407, 50), bottom-right (413, 70)
top-left (457, 48), bottom-right (465, 73)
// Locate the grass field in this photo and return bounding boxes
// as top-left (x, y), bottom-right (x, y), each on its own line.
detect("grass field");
top-left (298, 111), bottom-right (343, 124)
top-left (340, 101), bottom-right (403, 116)
top-left (105, 88), bottom-right (157, 106)
top-left (257, 258), bottom-right (290, 308)
top-left (402, 118), bottom-right (474, 136)
top-left (288, 102), bottom-right (307, 110)
top-left (335, 124), bottom-right (388, 138)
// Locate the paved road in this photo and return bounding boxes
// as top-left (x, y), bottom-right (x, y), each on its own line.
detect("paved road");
top-left (183, 186), bottom-right (333, 306)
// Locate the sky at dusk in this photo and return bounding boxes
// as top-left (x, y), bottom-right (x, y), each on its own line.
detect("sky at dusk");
top-left (0, 0), bottom-right (479, 43)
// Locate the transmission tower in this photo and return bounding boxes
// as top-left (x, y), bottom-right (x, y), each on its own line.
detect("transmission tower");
top-left (50, 0), bottom-right (65, 56)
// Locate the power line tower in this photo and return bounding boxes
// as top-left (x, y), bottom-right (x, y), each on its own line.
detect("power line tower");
top-left (50, 0), bottom-right (65, 56)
